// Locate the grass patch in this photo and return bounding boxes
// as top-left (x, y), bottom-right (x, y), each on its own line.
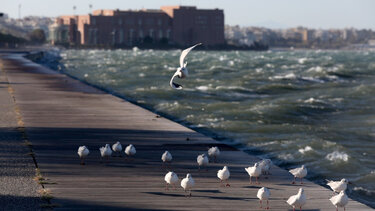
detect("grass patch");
top-left (38, 189), bottom-right (54, 201)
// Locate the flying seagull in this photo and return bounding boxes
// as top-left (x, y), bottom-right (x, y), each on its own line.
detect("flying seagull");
top-left (169, 43), bottom-right (202, 89)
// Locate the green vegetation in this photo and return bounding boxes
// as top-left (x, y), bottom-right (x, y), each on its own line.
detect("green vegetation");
top-left (29, 28), bottom-right (46, 43)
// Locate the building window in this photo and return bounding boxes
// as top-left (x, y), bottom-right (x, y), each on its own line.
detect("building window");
top-left (112, 29), bottom-right (116, 44)
top-left (146, 18), bottom-right (154, 25)
top-left (196, 16), bottom-right (207, 24)
top-left (149, 29), bottom-right (154, 38)
top-left (166, 29), bottom-right (171, 39)
top-left (128, 29), bottom-right (134, 45)
top-left (119, 29), bottom-right (124, 43)
top-left (159, 30), bottom-right (163, 39)
top-left (126, 18), bottom-right (134, 25)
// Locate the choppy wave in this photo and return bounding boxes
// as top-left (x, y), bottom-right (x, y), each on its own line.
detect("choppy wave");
top-left (39, 49), bottom-right (375, 208)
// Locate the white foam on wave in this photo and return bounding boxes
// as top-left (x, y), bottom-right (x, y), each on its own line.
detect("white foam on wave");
top-left (196, 85), bottom-right (210, 91)
top-left (298, 146), bottom-right (313, 154)
top-left (138, 73), bottom-right (145, 77)
top-left (270, 73), bottom-right (296, 80)
top-left (278, 153), bottom-right (294, 160)
top-left (353, 186), bottom-right (375, 196)
top-left (255, 68), bottom-right (263, 73)
top-left (301, 76), bottom-right (325, 83)
top-left (307, 66), bottom-right (323, 73)
top-left (298, 58), bottom-right (308, 64)
top-left (325, 151), bottom-right (349, 162)
top-left (265, 63), bottom-right (274, 68)
top-left (304, 97), bottom-right (325, 104)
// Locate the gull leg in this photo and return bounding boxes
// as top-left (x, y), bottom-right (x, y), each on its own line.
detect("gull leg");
top-left (267, 200), bottom-right (269, 209)
top-left (256, 177), bottom-right (260, 184)
top-left (292, 177), bottom-right (296, 184)
top-left (250, 177), bottom-right (252, 184)
top-left (300, 178), bottom-right (303, 184)
top-left (293, 207), bottom-right (295, 211)
top-left (165, 183), bottom-right (169, 191)
top-left (225, 179), bottom-right (230, 187)
top-left (259, 200), bottom-right (262, 208)
top-left (173, 184), bottom-right (176, 190)
top-left (300, 206), bottom-right (302, 211)
top-left (189, 189), bottom-right (192, 197)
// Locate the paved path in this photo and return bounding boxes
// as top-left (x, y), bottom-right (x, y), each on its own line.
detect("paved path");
top-left (0, 53), bottom-right (372, 210)
top-left (0, 54), bottom-right (41, 210)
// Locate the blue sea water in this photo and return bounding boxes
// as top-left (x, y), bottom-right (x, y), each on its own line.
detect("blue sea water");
top-left (41, 48), bottom-right (375, 207)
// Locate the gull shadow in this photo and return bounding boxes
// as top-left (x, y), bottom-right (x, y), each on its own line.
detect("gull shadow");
top-left (288, 210), bottom-right (320, 211)
top-left (194, 190), bottom-right (222, 193)
top-left (242, 185), bottom-right (261, 189)
top-left (207, 196), bottom-right (256, 201)
top-left (143, 192), bottom-right (185, 198)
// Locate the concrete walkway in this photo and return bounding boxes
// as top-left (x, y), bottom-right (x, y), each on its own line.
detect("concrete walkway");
top-left (0, 55), bottom-right (41, 210)
top-left (0, 53), bottom-right (372, 210)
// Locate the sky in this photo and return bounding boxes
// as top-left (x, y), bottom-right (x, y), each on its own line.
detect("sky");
top-left (1, 0), bottom-right (375, 29)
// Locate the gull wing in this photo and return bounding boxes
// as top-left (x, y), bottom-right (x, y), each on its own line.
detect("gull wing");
top-left (169, 72), bottom-right (183, 89)
top-left (289, 167), bottom-right (300, 175)
top-left (179, 43), bottom-right (202, 68)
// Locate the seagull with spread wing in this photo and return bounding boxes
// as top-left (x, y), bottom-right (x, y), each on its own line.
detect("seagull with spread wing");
top-left (169, 43), bottom-right (202, 89)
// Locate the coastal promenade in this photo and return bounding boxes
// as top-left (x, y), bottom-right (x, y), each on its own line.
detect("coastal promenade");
top-left (0, 52), bottom-right (372, 210)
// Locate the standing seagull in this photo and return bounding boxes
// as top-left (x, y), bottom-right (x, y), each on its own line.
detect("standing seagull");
top-left (287, 188), bottom-right (306, 211)
top-left (289, 165), bottom-right (307, 184)
top-left (327, 178), bottom-right (349, 194)
top-left (164, 171), bottom-right (179, 190)
top-left (181, 173), bottom-right (195, 197)
top-left (197, 154), bottom-right (209, 171)
top-left (257, 187), bottom-right (270, 209)
top-left (169, 43), bottom-right (202, 89)
top-left (258, 159), bottom-right (272, 175)
top-left (77, 146), bottom-right (90, 165)
top-left (161, 151), bottom-right (173, 168)
top-left (208, 146), bottom-right (220, 163)
top-left (245, 163), bottom-right (262, 184)
top-left (125, 144), bottom-right (136, 156)
top-left (330, 191), bottom-right (348, 211)
top-left (99, 144), bottom-right (112, 162)
top-left (112, 141), bottom-right (122, 157)
top-left (217, 166), bottom-right (230, 187)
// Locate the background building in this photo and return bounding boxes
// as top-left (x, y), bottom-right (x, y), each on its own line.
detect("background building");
top-left (50, 5), bottom-right (225, 47)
